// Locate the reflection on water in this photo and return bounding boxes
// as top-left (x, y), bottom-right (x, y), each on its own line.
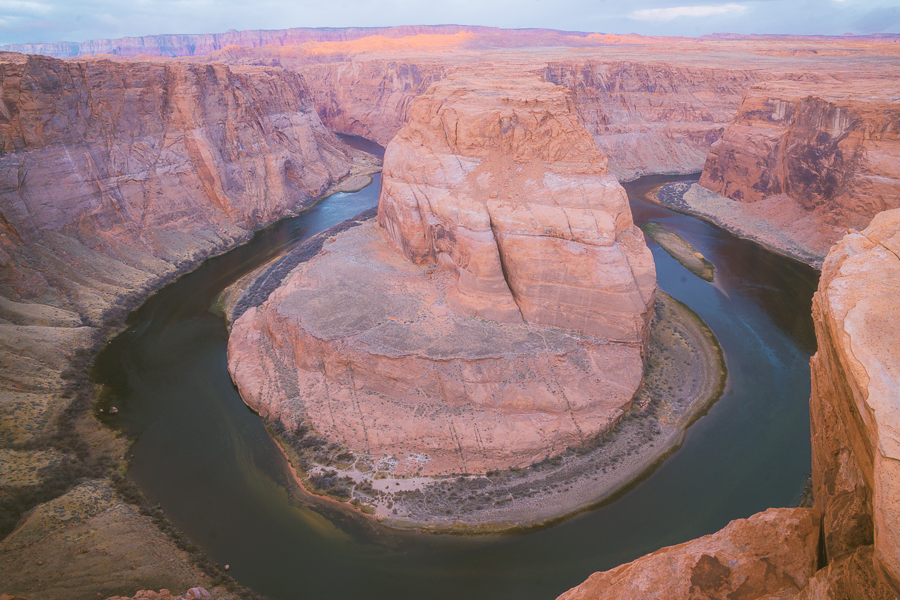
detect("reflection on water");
top-left (94, 171), bottom-right (818, 600)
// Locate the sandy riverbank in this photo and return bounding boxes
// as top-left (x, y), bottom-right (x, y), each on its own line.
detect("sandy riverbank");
top-left (649, 181), bottom-right (835, 269)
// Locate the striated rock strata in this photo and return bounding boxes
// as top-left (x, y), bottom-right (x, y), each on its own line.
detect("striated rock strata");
top-left (697, 79), bottom-right (900, 252)
top-left (0, 49), bottom-right (365, 599)
top-left (229, 70), bottom-right (655, 478)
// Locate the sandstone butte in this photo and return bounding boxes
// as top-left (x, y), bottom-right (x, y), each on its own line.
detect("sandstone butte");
top-left (228, 68), bottom-right (656, 477)
top-left (558, 210), bottom-right (900, 600)
top-left (695, 78), bottom-right (900, 261)
top-left (0, 25), bottom-right (899, 600)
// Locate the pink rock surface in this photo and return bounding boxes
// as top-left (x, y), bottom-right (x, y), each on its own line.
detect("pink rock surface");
top-left (558, 508), bottom-right (821, 600)
top-left (377, 69), bottom-right (656, 343)
top-left (809, 208), bottom-right (900, 595)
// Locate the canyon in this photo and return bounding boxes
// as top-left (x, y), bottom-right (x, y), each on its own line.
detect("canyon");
top-left (0, 24), bottom-right (896, 600)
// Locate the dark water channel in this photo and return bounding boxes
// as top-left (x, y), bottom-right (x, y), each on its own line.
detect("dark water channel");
top-left (94, 158), bottom-right (819, 599)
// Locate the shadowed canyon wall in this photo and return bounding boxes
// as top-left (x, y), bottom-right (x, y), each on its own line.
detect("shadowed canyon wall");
top-left (698, 79), bottom-right (900, 241)
top-left (0, 50), bottom-right (360, 597)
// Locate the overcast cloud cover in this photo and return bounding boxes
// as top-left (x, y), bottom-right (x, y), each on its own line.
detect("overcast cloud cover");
top-left (0, 0), bottom-right (898, 45)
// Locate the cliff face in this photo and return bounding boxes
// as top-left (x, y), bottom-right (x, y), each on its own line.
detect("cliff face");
top-left (378, 70), bottom-right (656, 342)
top-left (299, 60), bottom-right (449, 147)
top-left (228, 69), bottom-right (654, 479)
top-left (808, 208), bottom-right (900, 596)
top-left (699, 80), bottom-right (900, 232)
top-left (0, 52), bottom-right (353, 318)
top-left (0, 50), bottom-right (360, 598)
top-left (544, 61), bottom-right (768, 180)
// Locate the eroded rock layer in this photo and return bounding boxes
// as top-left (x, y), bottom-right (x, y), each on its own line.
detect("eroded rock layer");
top-left (0, 51), bottom-right (354, 320)
top-left (699, 79), bottom-right (900, 240)
top-left (228, 70), bottom-right (654, 477)
top-left (558, 508), bottom-right (821, 600)
top-left (808, 208), bottom-right (900, 596)
top-left (378, 70), bottom-right (656, 342)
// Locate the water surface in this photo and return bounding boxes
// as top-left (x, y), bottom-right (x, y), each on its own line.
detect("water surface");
top-left (94, 169), bottom-right (819, 600)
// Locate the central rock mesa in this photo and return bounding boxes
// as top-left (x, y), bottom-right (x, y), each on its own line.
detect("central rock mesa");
top-left (228, 70), bottom-right (656, 478)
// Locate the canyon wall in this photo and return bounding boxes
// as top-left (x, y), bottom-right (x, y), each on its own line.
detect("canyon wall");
top-left (698, 80), bottom-right (900, 233)
top-left (544, 61), bottom-right (767, 180)
top-left (0, 50), bottom-right (360, 598)
top-left (0, 52), bottom-right (353, 319)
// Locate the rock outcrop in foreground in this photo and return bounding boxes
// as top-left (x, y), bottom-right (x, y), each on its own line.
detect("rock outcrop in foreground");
top-left (559, 508), bottom-right (821, 600)
top-left (808, 208), bottom-right (900, 596)
top-left (561, 210), bottom-right (900, 599)
top-left (229, 70), bottom-right (655, 479)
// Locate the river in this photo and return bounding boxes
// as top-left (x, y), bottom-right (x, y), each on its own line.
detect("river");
top-left (93, 151), bottom-right (819, 599)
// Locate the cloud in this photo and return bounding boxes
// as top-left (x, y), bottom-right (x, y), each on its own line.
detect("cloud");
top-left (0, 0), bottom-right (52, 14)
top-left (628, 3), bottom-right (748, 21)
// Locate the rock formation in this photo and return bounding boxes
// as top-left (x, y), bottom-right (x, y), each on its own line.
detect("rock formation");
top-left (228, 69), bottom-right (655, 478)
top-left (544, 61), bottom-right (767, 180)
top-left (0, 51), bottom-right (355, 319)
top-left (808, 208), bottom-right (900, 596)
top-left (0, 50), bottom-right (366, 598)
top-left (378, 70), bottom-right (656, 341)
top-left (696, 79), bottom-right (900, 253)
top-left (559, 508), bottom-right (821, 600)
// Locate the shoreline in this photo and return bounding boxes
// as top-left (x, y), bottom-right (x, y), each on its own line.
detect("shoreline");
top-left (0, 155), bottom-right (382, 599)
top-left (647, 181), bottom-right (826, 269)
top-left (243, 287), bottom-right (726, 535)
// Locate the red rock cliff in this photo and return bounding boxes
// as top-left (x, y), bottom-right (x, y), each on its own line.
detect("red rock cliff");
top-left (378, 68), bottom-right (656, 342)
top-left (807, 208), bottom-right (900, 596)
top-left (699, 80), bottom-right (900, 231)
top-left (0, 52), bottom-right (353, 318)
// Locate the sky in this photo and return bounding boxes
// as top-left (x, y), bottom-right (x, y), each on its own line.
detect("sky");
top-left (0, 0), bottom-right (898, 46)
